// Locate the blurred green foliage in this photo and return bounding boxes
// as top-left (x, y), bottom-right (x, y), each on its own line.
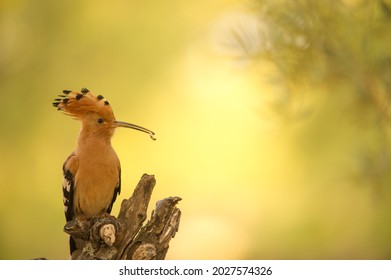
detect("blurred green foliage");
top-left (249, 0), bottom-right (391, 258)
top-left (262, 0), bottom-right (391, 114)
top-left (256, 0), bottom-right (391, 192)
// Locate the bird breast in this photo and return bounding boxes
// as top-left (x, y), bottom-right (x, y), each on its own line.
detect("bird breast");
top-left (73, 145), bottom-right (120, 217)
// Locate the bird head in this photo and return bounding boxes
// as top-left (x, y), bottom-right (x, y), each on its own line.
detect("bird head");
top-left (53, 88), bottom-right (156, 140)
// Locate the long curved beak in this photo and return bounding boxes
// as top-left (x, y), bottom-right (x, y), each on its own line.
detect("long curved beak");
top-left (114, 120), bottom-right (156, 140)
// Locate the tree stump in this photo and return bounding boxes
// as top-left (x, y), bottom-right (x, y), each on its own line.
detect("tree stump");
top-left (63, 174), bottom-right (181, 260)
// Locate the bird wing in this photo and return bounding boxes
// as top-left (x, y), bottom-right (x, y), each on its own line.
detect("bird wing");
top-left (62, 153), bottom-right (79, 222)
top-left (106, 166), bottom-right (121, 214)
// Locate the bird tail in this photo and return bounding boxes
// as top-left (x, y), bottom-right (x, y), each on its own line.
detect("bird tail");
top-left (69, 236), bottom-right (77, 256)
top-left (69, 236), bottom-right (86, 259)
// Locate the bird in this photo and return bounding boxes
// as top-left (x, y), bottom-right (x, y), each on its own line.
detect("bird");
top-left (53, 88), bottom-right (155, 258)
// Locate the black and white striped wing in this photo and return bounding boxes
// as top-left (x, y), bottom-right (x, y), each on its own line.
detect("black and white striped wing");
top-left (62, 154), bottom-right (78, 222)
top-left (106, 167), bottom-right (121, 215)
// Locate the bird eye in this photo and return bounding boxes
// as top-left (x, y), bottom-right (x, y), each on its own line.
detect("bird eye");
top-left (97, 118), bottom-right (104, 124)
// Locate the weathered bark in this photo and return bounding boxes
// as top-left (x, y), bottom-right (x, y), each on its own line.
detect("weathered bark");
top-left (63, 174), bottom-right (181, 260)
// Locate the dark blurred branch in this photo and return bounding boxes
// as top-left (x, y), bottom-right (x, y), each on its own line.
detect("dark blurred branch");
top-left (63, 174), bottom-right (181, 260)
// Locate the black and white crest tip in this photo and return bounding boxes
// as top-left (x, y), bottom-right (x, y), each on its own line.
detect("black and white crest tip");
top-left (81, 88), bottom-right (89, 94)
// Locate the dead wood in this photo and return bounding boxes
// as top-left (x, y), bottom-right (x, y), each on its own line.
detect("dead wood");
top-left (63, 174), bottom-right (181, 260)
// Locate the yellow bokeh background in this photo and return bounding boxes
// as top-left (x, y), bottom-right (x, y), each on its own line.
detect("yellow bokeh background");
top-left (1, 0), bottom-right (391, 259)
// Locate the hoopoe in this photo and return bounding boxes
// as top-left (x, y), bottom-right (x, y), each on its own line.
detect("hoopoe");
top-left (53, 88), bottom-right (155, 258)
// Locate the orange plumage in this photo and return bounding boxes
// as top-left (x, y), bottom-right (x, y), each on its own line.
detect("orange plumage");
top-left (53, 88), bottom-right (155, 258)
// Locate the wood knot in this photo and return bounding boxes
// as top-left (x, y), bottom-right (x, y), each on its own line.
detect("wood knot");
top-left (99, 224), bottom-right (116, 246)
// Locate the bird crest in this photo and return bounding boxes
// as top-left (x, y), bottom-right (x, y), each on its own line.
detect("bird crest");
top-left (53, 88), bottom-right (156, 140)
top-left (53, 88), bottom-right (115, 122)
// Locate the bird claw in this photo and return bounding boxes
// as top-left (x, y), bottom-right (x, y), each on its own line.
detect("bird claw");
top-left (63, 217), bottom-right (92, 241)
